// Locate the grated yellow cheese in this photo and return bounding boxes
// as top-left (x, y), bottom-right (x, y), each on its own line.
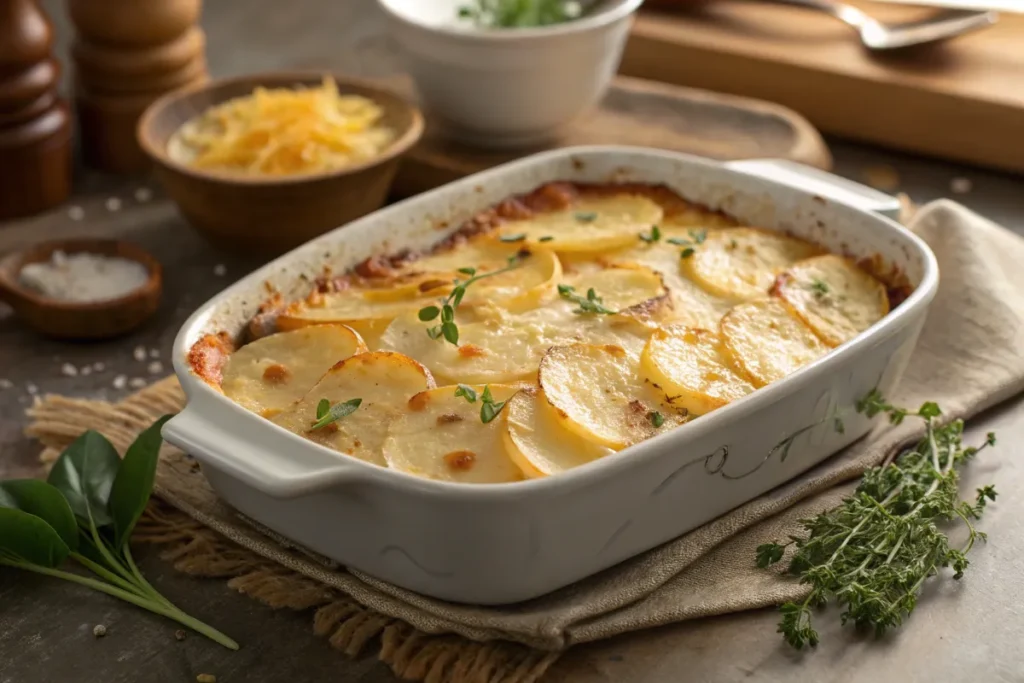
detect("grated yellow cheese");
top-left (168, 77), bottom-right (395, 176)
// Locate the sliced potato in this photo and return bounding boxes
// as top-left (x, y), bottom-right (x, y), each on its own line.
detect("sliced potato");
top-left (539, 343), bottom-right (688, 449)
top-left (272, 351), bottom-right (435, 466)
top-left (222, 325), bottom-right (367, 418)
top-left (640, 324), bottom-right (755, 416)
top-left (380, 303), bottom-right (652, 385)
top-left (561, 263), bottom-right (670, 322)
top-left (497, 195), bottom-right (663, 252)
top-left (382, 384), bottom-right (523, 483)
top-left (682, 227), bottom-right (822, 301)
top-left (277, 290), bottom-right (428, 330)
top-left (720, 299), bottom-right (827, 388)
top-left (601, 227), bottom-right (735, 329)
top-left (774, 254), bottom-right (889, 347)
top-left (503, 387), bottom-right (614, 478)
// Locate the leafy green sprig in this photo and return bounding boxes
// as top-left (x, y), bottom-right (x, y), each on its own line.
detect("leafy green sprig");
top-left (454, 384), bottom-right (508, 423)
top-left (666, 229), bottom-right (707, 259)
top-left (557, 284), bottom-right (616, 315)
top-left (419, 256), bottom-right (523, 345)
top-left (639, 225), bottom-right (661, 243)
top-left (756, 392), bottom-right (998, 650)
top-left (312, 398), bottom-right (362, 430)
top-left (0, 420), bottom-right (237, 649)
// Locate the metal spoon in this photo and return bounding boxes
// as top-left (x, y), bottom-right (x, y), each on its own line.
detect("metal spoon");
top-left (751, 0), bottom-right (998, 49)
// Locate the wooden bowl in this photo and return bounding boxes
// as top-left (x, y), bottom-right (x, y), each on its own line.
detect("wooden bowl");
top-left (0, 239), bottom-right (162, 340)
top-left (136, 72), bottom-right (425, 256)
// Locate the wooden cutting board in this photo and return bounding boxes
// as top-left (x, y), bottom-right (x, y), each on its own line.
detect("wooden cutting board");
top-left (621, 3), bottom-right (1024, 174)
top-left (384, 75), bottom-right (831, 197)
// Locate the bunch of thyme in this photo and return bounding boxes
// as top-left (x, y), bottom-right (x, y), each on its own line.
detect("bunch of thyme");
top-left (757, 390), bottom-right (998, 649)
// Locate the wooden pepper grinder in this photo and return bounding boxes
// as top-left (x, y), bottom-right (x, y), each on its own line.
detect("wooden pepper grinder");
top-left (0, 0), bottom-right (72, 220)
top-left (68, 0), bottom-right (208, 173)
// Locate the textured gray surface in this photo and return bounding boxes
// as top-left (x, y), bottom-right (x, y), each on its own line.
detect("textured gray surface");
top-left (1, 0), bottom-right (1022, 681)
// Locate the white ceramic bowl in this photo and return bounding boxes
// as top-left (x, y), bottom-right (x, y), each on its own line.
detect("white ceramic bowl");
top-left (165, 147), bottom-right (935, 605)
top-left (375, 0), bottom-right (643, 147)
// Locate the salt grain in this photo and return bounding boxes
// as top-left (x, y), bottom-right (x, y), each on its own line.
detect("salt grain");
top-left (951, 177), bottom-right (973, 194)
top-left (93, 362), bottom-right (105, 372)
top-left (133, 346), bottom-right (147, 362)
top-left (26, 383), bottom-right (38, 394)
top-left (0, 379), bottom-right (12, 389)
top-left (93, 624), bottom-right (107, 638)
top-left (147, 361), bottom-right (164, 375)
top-left (113, 375), bottom-right (127, 389)
top-left (134, 187), bottom-right (153, 203)
top-left (129, 378), bottom-right (147, 389)
top-left (18, 251), bottom-right (149, 304)
top-left (149, 348), bottom-right (160, 359)
top-left (81, 366), bottom-right (92, 376)
top-left (60, 363), bottom-right (79, 377)
top-left (105, 197), bottom-right (122, 212)
top-left (68, 206), bottom-right (84, 221)
top-left (213, 264), bottom-right (227, 277)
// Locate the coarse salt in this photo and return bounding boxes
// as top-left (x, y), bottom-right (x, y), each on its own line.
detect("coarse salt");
top-left (19, 251), bottom-right (149, 304)
top-left (93, 362), bottom-right (105, 372)
top-left (135, 187), bottom-right (153, 203)
top-left (113, 375), bottom-right (127, 389)
top-left (133, 346), bottom-right (147, 362)
top-left (147, 361), bottom-right (164, 375)
top-left (213, 264), bottom-right (227, 277)
top-left (0, 379), bottom-right (13, 389)
top-left (129, 378), bottom-right (147, 389)
top-left (106, 197), bottom-right (122, 212)
top-left (149, 348), bottom-right (160, 359)
top-left (68, 206), bottom-right (85, 221)
top-left (60, 363), bottom-right (78, 377)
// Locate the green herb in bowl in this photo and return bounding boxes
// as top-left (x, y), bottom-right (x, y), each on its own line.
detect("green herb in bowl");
top-left (457, 0), bottom-right (585, 28)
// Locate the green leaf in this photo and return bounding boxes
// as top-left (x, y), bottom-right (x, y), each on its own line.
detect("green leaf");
top-left (755, 542), bottom-right (786, 568)
top-left (680, 247), bottom-right (695, 259)
top-left (47, 431), bottom-right (122, 528)
top-left (457, 267), bottom-right (477, 276)
top-left (109, 416), bottom-right (173, 551)
top-left (418, 306), bottom-right (440, 322)
top-left (499, 233), bottom-right (526, 243)
top-left (648, 411), bottom-right (665, 428)
top-left (311, 399), bottom-right (362, 430)
top-left (0, 508), bottom-right (70, 568)
top-left (316, 399), bottom-right (330, 420)
top-left (0, 479), bottom-right (79, 551)
top-left (426, 326), bottom-right (443, 340)
top-left (918, 402), bottom-right (942, 419)
top-left (454, 384), bottom-right (477, 403)
top-left (480, 400), bottom-right (507, 424)
top-left (441, 304), bottom-right (455, 323)
top-left (442, 321), bottom-right (459, 345)
top-left (538, 236), bottom-right (554, 243)
top-left (574, 211), bottom-right (597, 223)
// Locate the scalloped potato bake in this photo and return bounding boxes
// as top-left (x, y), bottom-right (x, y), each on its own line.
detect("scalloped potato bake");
top-left (189, 182), bottom-right (908, 484)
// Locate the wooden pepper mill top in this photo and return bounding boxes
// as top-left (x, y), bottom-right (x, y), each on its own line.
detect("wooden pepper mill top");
top-left (68, 0), bottom-right (208, 174)
top-left (0, 0), bottom-right (72, 220)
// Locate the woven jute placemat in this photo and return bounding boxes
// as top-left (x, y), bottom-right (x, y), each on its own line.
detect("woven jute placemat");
top-left (25, 200), bottom-right (1024, 683)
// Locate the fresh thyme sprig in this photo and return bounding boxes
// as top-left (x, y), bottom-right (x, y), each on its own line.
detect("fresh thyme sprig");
top-left (457, 0), bottom-right (583, 28)
top-left (454, 384), bottom-right (508, 423)
top-left (311, 398), bottom-right (361, 430)
top-left (419, 256), bottom-right (523, 345)
top-left (667, 229), bottom-right (707, 259)
top-left (557, 284), bottom-right (617, 315)
top-left (756, 392), bottom-right (998, 650)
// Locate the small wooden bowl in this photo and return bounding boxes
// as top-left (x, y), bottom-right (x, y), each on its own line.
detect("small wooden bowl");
top-left (136, 72), bottom-right (425, 256)
top-left (0, 239), bottom-right (162, 340)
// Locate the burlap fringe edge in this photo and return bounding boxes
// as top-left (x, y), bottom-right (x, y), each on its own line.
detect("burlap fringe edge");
top-left (133, 502), bottom-right (559, 683)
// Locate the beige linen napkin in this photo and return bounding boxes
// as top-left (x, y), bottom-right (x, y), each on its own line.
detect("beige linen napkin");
top-left (26, 200), bottom-right (1024, 683)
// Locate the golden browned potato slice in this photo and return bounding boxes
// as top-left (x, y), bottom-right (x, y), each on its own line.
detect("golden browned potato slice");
top-left (720, 299), bottom-right (828, 388)
top-left (382, 384), bottom-right (523, 483)
top-left (272, 351), bottom-right (434, 466)
top-left (503, 387), bottom-right (614, 478)
top-left (640, 324), bottom-right (755, 416)
top-left (773, 254), bottom-right (890, 347)
top-left (497, 195), bottom-right (663, 252)
top-left (601, 227), bottom-right (735, 330)
top-left (221, 325), bottom-right (367, 418)
top-left (538, 343), bottom-right (688, 449)
top-left (380, 300), bottom-right (653, 385)
top-left (682, 227), bottom-right (822, 301)
top-left (277, 245), bottom-right (560, 330)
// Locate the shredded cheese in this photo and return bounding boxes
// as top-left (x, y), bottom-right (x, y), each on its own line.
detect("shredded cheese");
top-left (168, 77), bottom-right (395, 176)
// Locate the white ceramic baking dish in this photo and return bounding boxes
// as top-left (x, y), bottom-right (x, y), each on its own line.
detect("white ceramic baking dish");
top-left (165, 146), bottom-right (938, 605)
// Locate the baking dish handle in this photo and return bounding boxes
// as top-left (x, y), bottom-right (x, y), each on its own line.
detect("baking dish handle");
top-left (723, 159), bottom-right (902, 221)
top-left (162, 407), bottom-right (372, 499)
